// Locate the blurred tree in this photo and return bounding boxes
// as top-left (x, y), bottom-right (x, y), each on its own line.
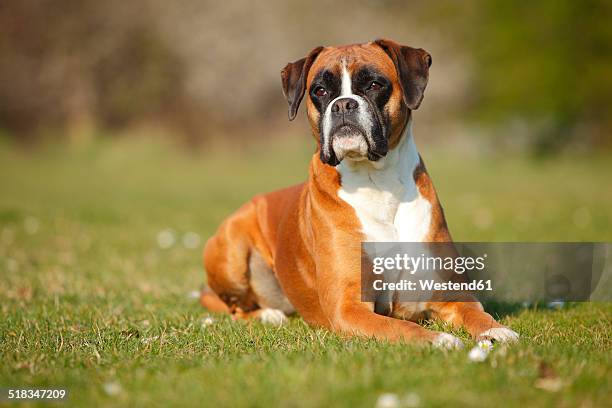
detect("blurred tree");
top-left (465, 0), bottom-right (612, 153)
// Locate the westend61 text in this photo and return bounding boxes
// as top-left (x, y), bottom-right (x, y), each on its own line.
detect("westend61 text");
top-left (372, 279), bottom-right (493, 292)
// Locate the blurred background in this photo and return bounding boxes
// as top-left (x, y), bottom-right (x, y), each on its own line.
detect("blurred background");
top-left (1, 0), bottom-right (611, 153)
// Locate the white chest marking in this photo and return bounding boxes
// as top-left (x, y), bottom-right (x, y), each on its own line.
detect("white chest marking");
top-left (337, 127), bottom-right (432, 242)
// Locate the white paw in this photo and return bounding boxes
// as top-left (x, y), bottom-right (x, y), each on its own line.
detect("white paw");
top-left (259, 308), bottom-right (288, 327)
top-left (432, 333), bottom-right (464, 350)
top-left (479, 327), bottom-right (519, 343)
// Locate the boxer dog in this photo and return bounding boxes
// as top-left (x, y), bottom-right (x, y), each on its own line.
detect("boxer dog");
top-left (201, 39), bottom-right (519, 348)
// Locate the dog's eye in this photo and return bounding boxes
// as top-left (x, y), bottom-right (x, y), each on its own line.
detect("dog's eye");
top-left (314, 86), bottom-right (327, 97)
top-left (367, 81), bottom-right (383, 91)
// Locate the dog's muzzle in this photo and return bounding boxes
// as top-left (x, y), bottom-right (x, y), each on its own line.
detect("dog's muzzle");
top-left (320, 97), bottom-right (387, 166)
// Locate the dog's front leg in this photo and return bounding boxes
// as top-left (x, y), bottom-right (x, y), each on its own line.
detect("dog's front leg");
top-left (428, 300), bottom-right (519, 343)
top-left (315, 257), bottom-right (464, 349)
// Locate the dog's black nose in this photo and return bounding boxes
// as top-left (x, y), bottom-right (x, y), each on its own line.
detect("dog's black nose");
top-left (331, 98), bottom-right (359, 115)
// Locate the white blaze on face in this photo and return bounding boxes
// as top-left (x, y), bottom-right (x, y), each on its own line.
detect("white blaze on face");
top-left (322, 60), bottom-right (375, 162)
top-left (341, 63), bottom-right (352, 96)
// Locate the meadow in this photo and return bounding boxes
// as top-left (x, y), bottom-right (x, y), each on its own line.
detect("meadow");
top-left (1, 136), bottom-right (611, 407)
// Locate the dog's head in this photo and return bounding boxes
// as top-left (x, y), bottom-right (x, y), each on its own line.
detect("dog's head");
top-left (281, 39), bottom-right (432, 166)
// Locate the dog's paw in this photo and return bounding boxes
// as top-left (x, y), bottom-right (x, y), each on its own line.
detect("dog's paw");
top-left (259, 308), bottom-right (288, 327)
top-left (478, 327), bottom-right (519, 343)
top-left (432, 333), bottom-right (464, 350)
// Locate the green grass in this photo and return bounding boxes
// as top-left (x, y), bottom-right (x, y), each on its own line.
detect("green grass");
top-left (0, 136), bottom-right (611, 407)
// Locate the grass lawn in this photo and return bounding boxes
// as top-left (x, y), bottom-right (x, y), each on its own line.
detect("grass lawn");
top-left (1, 136), bottom-right (611, 407)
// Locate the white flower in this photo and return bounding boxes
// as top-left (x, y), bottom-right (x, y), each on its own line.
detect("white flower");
top-left (534, 378), bottom-right (563, 392)
top-left (103, 381), bottom-right (122, 396)
top-left (187, 290), bottom-right (201, 299)
top-left (182, 232), bottom-right (201, 249)
top-left (156, 229), bottom-right (176, 249)
top-left (468, 341), bottom-right (492, 362)
top-left (141, 336), bottom-right (159, 345)
top-left (477, 339), bottom-right (493, 351)
top-left (201, 316), bottom-right (215, 327)
top-left (376, 393), bottom-right (400, 408)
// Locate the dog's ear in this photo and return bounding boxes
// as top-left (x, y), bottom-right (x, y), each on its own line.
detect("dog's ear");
top-left (281, 46), bottom-right (324, 121)
top-left (374, 38), bottom-right (432, 110)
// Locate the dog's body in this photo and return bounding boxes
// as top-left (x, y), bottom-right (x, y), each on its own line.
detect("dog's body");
top-left (202, 40), bottom-right (519, 348)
